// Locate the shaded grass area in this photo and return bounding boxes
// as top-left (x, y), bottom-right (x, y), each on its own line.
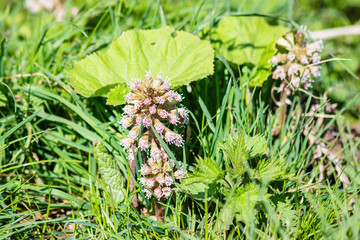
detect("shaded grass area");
top-left (0, 0), bottom-right (359, 239)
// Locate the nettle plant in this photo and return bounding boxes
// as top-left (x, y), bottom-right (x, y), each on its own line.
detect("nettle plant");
top-left (71, 27), bottom-right (214, 221)
top-left (180, 133), bottom-right (296, 236)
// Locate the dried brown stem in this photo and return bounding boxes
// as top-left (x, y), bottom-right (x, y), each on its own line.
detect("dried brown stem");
top-left (311, 25), bottom-right (360, 40)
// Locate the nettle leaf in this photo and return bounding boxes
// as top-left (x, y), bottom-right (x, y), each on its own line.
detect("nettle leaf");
top-left (244, 134), bottom-right (267, 158)
top-left (274, 198), bottom-right (297, 231)
top-left (210, 16), bottom-right (287, 86)
top-left (178, 182), bottom-right (217, 200)
top-left (219, 133), bottom-right (248, 175)
top-left (182, 156), bottom-right (224, 185)
top-left (180, 156), bottom-right (223, 200)
top-left (94, 141), bottom-right (125, 202)
top-left (218, 183), bottom-right (262, 230)
top-left (253, 158), bottom-right (295, 183)
top-left (71, 27), bottom-right (214, 105)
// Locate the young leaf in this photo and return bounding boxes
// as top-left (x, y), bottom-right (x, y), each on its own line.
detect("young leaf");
top-left (275, 198), bottom-right (297, 231)
top-left (244, 134), bottom-right (268, 158)
top-left (219, 133), bottom-right (248, 175)
top-left (177, 182), bottom-right (217, 200)
top-left (218, 183), bottom-right (262, 231)
top-left (94, 141), bottom-right (125, 202)
top-left (180, 156), bottom-right (224, 200)
top-left (71, 27), bottom-right (214, 105)
top-left (252, 158), bottom-right (295, 183)
top-left (182, 156), bottom-right (224, 185)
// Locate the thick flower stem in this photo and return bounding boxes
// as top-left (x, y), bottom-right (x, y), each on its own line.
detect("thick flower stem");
top-left (129, 159), bottom-right (139, 209)
top-left (152, 198), bottom-right (165, 222)
top-left (279, 88), bottom-right (288, 135)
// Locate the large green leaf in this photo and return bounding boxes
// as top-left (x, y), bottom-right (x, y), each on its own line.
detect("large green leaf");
top-left (71, 27), bottom-right (214, 105)
top-left (247, 40), bottom-right (277, 87)
top-left (94, 141), bottom-right (125, 202)
top-left (211, 16), bottom-right (287, 65)
top-left (209, 17), bottom-right (287, 86)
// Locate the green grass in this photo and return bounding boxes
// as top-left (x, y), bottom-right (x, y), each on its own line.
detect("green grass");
top-left (1, 0), bottom-right (360, 239)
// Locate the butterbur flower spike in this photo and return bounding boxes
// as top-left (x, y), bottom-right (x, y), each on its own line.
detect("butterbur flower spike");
top-left (120, 72), bottom-right (188, 200)
top-left (138, 154), bottom-right (186, 200)
top-left (270, 31), bottom-right (323, 90)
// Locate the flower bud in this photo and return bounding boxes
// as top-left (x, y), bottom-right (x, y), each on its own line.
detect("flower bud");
top-left (162, 187), bottom-right (172, 199)
top-left (272, 66), bottom-right (286, 80)
top-left (144, 72), bottom-right (152, 86)
top-left (174, 168), bottom-right (186, 179)
top-left (173, 134), bottom-right (184, 147)
top-left (145, 177), bottom-right (156, 188)
top-left (300, 55), bottom-right (308, 64)
top-left (128, 79), bottom-right (142, 91)
top-left (177, 108), bottom-right (189, 124)
top-left (154, 186), bottom-right (163, 199)
top-left (123, 105), bottom-right (137, 116)
top-left (152, 75), bottom-right (163, 89)
top-left (149, 105), bottom-right (157, 114)
top-left (269, 55), bottom-right (279, 66)
top-left (288, 51), bottom-right (296, 61)
top-left (142, 98), bottom-right (152, 105)
top-left (157, 109), bottom-right (169, 119)
top-left (154, 119), bottom-right (165, 134)
top-left (139, 177), bottom-right (147, 186)
top-left (128, 146), bottom-right (138, 161)
top-left (128, 125), bottom-right (140, 140)
top-left (125, 93), bottom-right (134, 103)
top-left (164, 128), bottom-right (176, 143)
top-left (142, 189), bottom-right (152, 198)
top-left (136, 114), bottom-right (151, 128)
top-left (139, 165), bottom-right (153, 175)
top-left (288, 64), bottom-right (301, 76)
top-left (168, 110), bottom-right (180, 125)
top-left (120, 138), bottom-right (133, 150)
top-left (156, 172), bottom-right (165, 186)
top-left (164, 174), bottom-right (173, 186)
top-left (311, 53), bottom-right (320, 63)
top-left (134, 101), bottom-right (143, 110)
top-left (139, 133), bottom-right (150, 151)
top-left (154, 96), bottom-right (165, 104)
top-left (120, 116), bottom-right (134, 129)
top-left (310, 66), bottom-right (321, 77)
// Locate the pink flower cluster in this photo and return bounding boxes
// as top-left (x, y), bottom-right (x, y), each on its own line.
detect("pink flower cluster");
top-left (270, 31), bottom-right (323, 90)
top-left (119, 72), bottom-right (188, 199)
top-left (139, 158), bottom-right (186, 199)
